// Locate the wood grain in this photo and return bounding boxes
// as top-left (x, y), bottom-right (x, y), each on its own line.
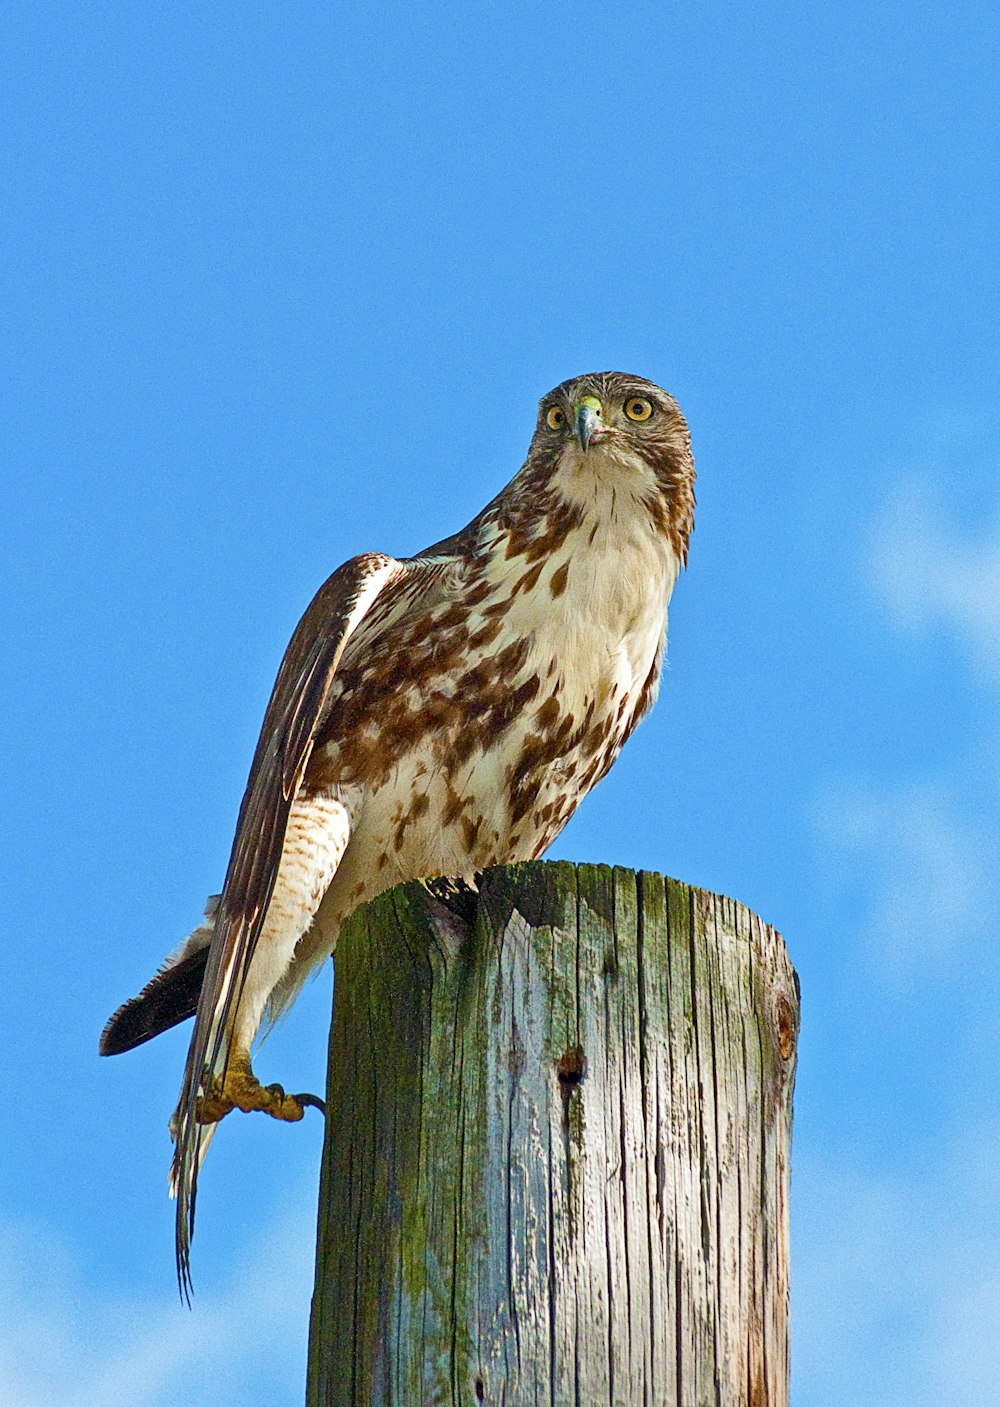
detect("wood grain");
top-left (307, 861), bottom-right (797, 1407)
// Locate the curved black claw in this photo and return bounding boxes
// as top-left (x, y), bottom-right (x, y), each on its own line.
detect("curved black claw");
top-left (293, 1091), bottom-right (327, 1116)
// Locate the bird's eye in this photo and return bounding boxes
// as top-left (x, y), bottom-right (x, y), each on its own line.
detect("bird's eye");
top-left (546, 406), bottom-right (566, 431)
top-left (624, 398), bottom-right (654, 423)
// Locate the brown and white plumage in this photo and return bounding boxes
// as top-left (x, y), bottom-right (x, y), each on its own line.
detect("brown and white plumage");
top-left (100, 371), bottom-right (696, 1296)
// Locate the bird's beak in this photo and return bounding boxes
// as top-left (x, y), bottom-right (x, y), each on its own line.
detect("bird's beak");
top-left (575, 396), bottom-right (603, 452)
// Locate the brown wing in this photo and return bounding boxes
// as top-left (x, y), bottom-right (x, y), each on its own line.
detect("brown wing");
top-left (171, 550), bottom-right (403, 1299)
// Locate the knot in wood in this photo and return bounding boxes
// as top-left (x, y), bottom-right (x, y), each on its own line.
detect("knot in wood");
top-left (556, 1044), bottom-right (586, 1088)
top-left (775, 993), bottom-right (796, 1061)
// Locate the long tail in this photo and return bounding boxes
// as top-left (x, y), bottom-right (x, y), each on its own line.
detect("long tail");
top-left (99, 899), bottom-right (218, 1056)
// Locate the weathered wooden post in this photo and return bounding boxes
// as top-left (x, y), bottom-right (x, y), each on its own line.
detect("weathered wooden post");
top-left (307, 860), bottom-right (797, 1406)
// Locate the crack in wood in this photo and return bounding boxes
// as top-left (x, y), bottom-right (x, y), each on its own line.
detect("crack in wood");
top-left (307, 861), bottom-right (797, 1407)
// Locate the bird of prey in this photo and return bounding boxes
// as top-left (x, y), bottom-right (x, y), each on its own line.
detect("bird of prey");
top-left (100, 371), bottom-right (696, 1296)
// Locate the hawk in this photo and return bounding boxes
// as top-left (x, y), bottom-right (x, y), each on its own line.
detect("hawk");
top-left (100, 371), bottom-right (696, 1295)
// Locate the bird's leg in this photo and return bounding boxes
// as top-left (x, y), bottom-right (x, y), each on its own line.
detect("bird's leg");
top-left (196, 1047), bottom-right (316, 1125)
top-left (195, 1080), bottom-right (234, 1125)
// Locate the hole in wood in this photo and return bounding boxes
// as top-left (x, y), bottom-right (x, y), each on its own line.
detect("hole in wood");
top-left (557, 1045), bottom-right (586, 1089)
top-left (474, 1376), bottom-right (485, 1401)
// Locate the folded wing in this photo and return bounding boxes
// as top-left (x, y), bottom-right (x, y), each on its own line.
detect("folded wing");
top-left (171, 551), bottom-right (403, 1298)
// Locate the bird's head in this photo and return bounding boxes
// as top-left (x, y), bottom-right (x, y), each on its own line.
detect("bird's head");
top-left (534, 372), bottom-right (687, 465)
top-left (527, 371), bottom-right (696, 560)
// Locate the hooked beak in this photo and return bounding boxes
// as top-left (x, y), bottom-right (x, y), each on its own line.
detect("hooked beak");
top-left (575, 395), bottom-right (604, 452)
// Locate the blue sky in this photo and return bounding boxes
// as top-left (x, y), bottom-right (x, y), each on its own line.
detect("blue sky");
top-left (3, 3), bottom-right (999, 1402)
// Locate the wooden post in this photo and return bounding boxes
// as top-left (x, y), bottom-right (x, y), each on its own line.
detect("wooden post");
top-left (307, 860), bottom-right (798, 1407)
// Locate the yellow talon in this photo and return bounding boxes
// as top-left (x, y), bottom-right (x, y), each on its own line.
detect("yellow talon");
top-left (254, 1082), bottom-right (305, 1122)
top-left (195, 1051), bottom-right (307, 1125)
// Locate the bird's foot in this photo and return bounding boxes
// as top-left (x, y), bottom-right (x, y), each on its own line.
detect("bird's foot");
top-left (196, 1058), bottom-right (324, 1125)
top-left (195, 1083), bottom-right (235, 1124)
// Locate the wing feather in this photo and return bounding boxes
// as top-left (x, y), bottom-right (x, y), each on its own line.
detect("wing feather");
top-left (170, 551), bottom-right (403, 1298)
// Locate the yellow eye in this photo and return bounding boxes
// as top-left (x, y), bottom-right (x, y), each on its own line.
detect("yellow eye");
top-left (546, 405), bottom-right (566, 430)
top-left (624, 397), bottom-right (654, 422)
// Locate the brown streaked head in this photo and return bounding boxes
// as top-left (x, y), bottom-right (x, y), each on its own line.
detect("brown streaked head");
top-left (529, 371), bottom-right (696, 563)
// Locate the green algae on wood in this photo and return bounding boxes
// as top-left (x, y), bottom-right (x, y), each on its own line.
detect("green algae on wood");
top-left (307, 861), bottom-right (797, 1407)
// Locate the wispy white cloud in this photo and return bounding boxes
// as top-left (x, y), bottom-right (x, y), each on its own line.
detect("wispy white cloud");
top-left (794, 1123), bottom-right (1000, 1407)
top-left (0, 1186), bottom-right (315, 1407)
top-left (815, 778), bottom-right (994, 985)
top-left (815, 480), bottom-right (1000, 985)
top-left (870, 479), bottom-right (1000, 684)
